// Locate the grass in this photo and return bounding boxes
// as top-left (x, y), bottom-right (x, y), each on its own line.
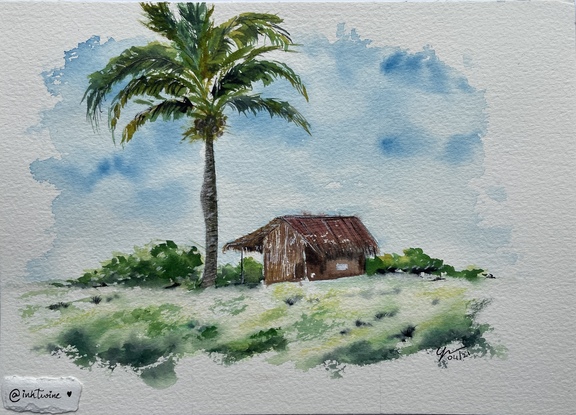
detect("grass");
top-left (20, 273), bottom-right (505, 388)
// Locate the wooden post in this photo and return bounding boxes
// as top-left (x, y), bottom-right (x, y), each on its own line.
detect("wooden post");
top-left (240, 249), bottom-right (245, 285)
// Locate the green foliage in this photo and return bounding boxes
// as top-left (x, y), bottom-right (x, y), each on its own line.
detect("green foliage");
top-left (293, 314), bottom-right (335, 340)
top-left (323, 340), bottom-right (400, 366)
top-left (209, 328), bottom-right (288, 364)
top-left (412, 302), bottom-right (498, 360)
top-left (84, 2), bottom-right (311, 143)
top-left (29, 274), bottom-right (503, 388)
top-left (45, 304), bottom-right (220, 388)
top-left (68, 241), bottom-right (203, 289)
top-left (445, 267), bottom-right (486, 281)
top-left (21, 305), bottom-right (41, 318)
top-left (210, 296), bottom-right (248, 316)
top-left (226, 94), bottom-right (310, 134)
top-left (140, 358), bottom-right (178, 389)
top-left (366, 248), bottom-right (485, 281)
top-left (215, 257), bottom-right (263, 287)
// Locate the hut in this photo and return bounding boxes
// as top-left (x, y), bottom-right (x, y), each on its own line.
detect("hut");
top-left (223, 215), bottom-right (379, 285)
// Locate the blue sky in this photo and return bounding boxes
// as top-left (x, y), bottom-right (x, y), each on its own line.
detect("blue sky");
top-left (27, 26), bottom-right (514, 280)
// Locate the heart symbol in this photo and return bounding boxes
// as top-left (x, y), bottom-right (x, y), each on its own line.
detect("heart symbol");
top-left (67, 391), bottom-right (72, 397)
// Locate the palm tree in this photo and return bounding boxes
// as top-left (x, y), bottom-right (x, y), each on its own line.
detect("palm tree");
top-left (84, 2), bottom-right (310, 287)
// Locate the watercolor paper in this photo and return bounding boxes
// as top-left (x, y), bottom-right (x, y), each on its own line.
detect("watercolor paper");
top-left (1, 1), bottom-right (575, 414)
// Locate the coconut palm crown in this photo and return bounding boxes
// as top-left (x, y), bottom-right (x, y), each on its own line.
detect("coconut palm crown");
top-left (84, 2), bottom-right (310, 287)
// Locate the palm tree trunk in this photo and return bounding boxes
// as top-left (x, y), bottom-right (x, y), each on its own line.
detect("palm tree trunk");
top-left (201, 136), bottom-right (218, 287)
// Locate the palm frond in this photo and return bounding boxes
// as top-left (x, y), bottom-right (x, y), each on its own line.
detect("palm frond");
top-left (222, 13), bottom-right (292, 50)
top-left (140, 3), bottom-right (179, 42)
top-left (121, 99), bottom-right (195, 144)
top-left (227, 94), bottom-right (311, 135)
top-left (83, 42), bottom-right (184, 127)
top-left (174, 3), bottom-right (214, 74)
top-left (177, 2), bottom-right (213, 39)
top-left (108, 74), bottom-right (200, 132)
top-left (219, 45), bottom-right (281, 72)
top-left (214, 59), bottom-right (308, 101)
top-left (203, 25), bottom-right (237, 77)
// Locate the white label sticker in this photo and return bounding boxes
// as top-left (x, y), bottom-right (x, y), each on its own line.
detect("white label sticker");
top-left (2, 376), bottom-right (82, 414)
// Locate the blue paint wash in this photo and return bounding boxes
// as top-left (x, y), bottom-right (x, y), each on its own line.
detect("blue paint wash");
top-left (27, 25), bottom-right (515, 281)
top-left (487, 186), bottom-right (508, 202)
top-left (442, 132), bottom-right (483, 164)
top-left (381, 47), bottom-right (474, 94)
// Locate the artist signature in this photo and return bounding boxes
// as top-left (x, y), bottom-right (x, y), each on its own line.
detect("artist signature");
top-left (435, 345), bottom-right (471, 366)
top-left (9, 388), bottom-right (63, 403)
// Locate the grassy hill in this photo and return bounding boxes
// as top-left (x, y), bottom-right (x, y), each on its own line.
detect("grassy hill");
top-left (20, 272), bottom-right (504, 389)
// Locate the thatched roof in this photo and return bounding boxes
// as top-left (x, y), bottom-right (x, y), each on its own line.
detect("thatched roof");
top-left (223, 215), bottom-right (378, 258)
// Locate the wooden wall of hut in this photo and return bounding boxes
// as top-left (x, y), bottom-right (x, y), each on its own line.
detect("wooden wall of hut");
top-left (263, 221), bottom-right (308, 284)
top-left (306, 254), bottom-right (364, 281)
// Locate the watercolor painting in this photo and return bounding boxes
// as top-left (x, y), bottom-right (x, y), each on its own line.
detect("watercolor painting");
top-left (2, 1), bottom-right (575, 414)
top-left (14, 1), bottom-right (508, 388)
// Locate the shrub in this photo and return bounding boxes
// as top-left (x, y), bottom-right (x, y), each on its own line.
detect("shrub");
top-left (366, 248), bottom-right (484, 281)
top-left (438, 266), bottom-right (485, 281)
top-left (209, 328), bottom-right (287, 364)
top-left (68, 241), bottom-right (203, 289)
top-left (215, 257), bottom-right (263, 288)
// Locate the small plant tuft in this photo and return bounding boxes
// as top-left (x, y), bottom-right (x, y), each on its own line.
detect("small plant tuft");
top-left (47, 302), bottom-right (70, 311)
top-left (90, 296), bottom-right (102, 305)
top-left (375, 309), bottom-right (398, 320)
top-left (391, 325), bottom-right (416, 342)
top-left (285, 295), bottom-right (303, 306)
top-left (401, 325), bottom-right (416, 338)
top-left (106, 293), bottom-right (120, 303)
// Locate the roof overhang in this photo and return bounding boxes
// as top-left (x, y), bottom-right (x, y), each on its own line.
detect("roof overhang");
top-left (223, 215), bottom-right (379, 258)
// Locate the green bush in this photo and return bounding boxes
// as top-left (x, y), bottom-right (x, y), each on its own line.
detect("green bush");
top-left (216, 257), bottom-right (263, 288)
top-left (436, 265), bottom-right (485, 281)
top-left (366, 248), bottom-right (485, 281)
top-left (208, 328), bottom-right (287, 364)
top-left (68, 241), bottom-right (203, 289)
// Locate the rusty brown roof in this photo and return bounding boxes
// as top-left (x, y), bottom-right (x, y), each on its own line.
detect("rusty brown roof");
top-left (223, 215), bottom-right (378, 258)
